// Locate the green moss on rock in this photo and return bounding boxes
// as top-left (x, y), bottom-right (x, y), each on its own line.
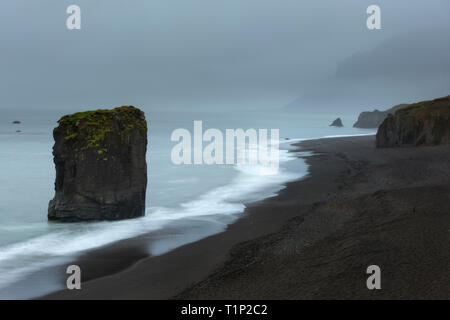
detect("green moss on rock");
top-left (376, 95), bottom-right (450, 147)
top-left (56, 106), bottom-right (147, 160)
top-left (395, 96), bottom-right (450, 118)
top-left (48, 105), bottom-right (148, 222)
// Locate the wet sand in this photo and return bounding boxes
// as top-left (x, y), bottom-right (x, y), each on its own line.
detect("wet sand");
top-left (42, 136), bottom-right (450, 299)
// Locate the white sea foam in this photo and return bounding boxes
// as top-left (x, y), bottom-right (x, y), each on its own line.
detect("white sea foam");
top-left (0, 144), bottom-right (303, 292)
top-left (279, 132), bottom-right (375, 144)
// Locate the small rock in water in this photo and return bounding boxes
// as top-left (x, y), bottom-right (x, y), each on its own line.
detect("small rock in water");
top-left (16, 130), bottom-right (21, 133)
top-left (330, 118), bottom-right (344, 127)
top-left (12, 120), bottom-right (21, 124)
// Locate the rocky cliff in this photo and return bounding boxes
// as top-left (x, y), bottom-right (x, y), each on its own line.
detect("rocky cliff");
top-left (353, 104), bottom-right (409, 128)
top-left (376, 96), bottom-right (450, 148)
top-left (48, 106), bottom-right (147, 222)
top-left (353, 110), bottom-right (387, 128)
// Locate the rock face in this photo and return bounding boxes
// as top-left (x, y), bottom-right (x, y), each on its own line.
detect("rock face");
top-left (376, 96), bottom-right (450, 148)
top-left (353, 110), bottom-right (388, 128)
top-left (330, 118), bottom-right (343, 127)
top-left (353, 104), bottom-right (409, 128)
top-left (48, 106), bottom-right (148, 222)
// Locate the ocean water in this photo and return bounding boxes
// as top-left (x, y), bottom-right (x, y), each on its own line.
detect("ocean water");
top-left (0, 107), bottom-right (375, 298)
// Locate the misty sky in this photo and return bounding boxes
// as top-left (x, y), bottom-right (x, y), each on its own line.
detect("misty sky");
top-left (1, 0), bottom-right (450, 112)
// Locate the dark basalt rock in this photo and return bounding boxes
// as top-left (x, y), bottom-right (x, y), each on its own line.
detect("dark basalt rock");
top-left (12, 120), bottom-right (21, 124)
top-left (330, 118), bottom-right (343, 127)
top-left (353, 110), bottom-right (387, 128)
top-left (376, 96), bottom-right (450, 148)
top-left (48, 106), bottom-right (148, 222)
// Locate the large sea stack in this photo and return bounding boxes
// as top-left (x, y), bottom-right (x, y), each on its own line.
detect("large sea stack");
top-left (48, 106), bottom-right (147, 222)
top-left (376, 96), bottom-right (450, 148)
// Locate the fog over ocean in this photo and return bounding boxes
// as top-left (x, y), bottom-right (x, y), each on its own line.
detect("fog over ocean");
top-left (1, 0), bottom-right (449, 300)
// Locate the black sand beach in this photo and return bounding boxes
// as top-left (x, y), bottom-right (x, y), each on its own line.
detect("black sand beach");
top-left (42, 135), bottom-right (450, 299)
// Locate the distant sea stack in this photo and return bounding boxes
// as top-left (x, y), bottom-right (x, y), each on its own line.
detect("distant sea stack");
top-left (330, 118), bottom-right (343, 127)
top-left (376, 96), bottom-right (450, 148)
top-left (48, 106), bottom-right (148, 222)
top-left (353, 104), bottom-right (409, 128)
top-left (353, 110), bottom-right (387, 128)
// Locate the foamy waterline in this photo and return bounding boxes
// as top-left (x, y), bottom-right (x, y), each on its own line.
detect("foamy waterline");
top-left (280, 132), bottom-right (376, 144)
top-left (0, 133), bottom-right (374, 296)
top-left (0, 146), bottom-right (302, 294)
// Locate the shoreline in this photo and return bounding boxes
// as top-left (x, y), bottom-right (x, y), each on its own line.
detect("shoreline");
top-left (42, 135), bottom-right (450, 299)
top-left (38, 135), bottom-right (326, 299)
